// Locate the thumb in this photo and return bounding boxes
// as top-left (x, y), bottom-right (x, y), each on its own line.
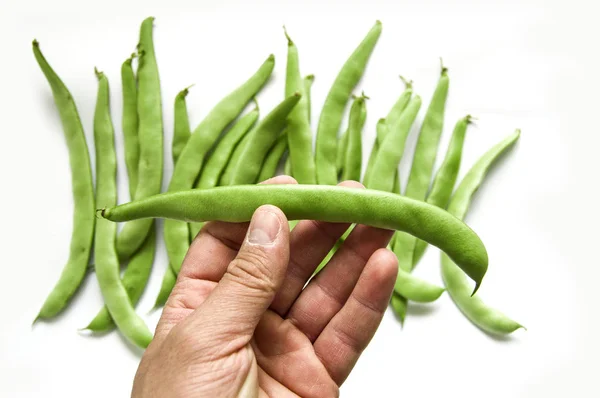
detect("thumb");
top-left (185, 205), bottom-right (290, 343)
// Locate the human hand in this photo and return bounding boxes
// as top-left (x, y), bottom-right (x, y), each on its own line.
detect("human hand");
top-left (131, 176), bottom-right (398, 397)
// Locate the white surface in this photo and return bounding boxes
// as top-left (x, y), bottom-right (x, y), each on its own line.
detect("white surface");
top-left (1, 0), bottom-right (598, 396)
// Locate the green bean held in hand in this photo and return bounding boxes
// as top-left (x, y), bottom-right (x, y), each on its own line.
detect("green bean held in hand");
top-left (284, 27), bottom-right (316, 184)
top-left (230, 93), bottom-right (301, 186)
top-left (121, 53), bottom-right (139, 199)
top-left (116, 17), bottom-right (164, 261)
top-left (441, 130), bottom-right (524, 335)
top-left (315, 21), bottom-right (382, 185)
top-left (90, 69), bottom-right (153, 348)
top-left (341, 94), bottom-right (368, 181)
top-left (172, 86), bottom-right (192, 164)
top-left (32, 40), bottom-right (95, 321)
top-left (163, 54), bottom-right (275, 276)
top-left (412, 115), bottom-right (473, 266)
top-left (100, 184), bottom-right (489, 288)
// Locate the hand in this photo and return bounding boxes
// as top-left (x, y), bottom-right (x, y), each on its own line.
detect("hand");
top-left (131, 176), bottom-right (398, 398)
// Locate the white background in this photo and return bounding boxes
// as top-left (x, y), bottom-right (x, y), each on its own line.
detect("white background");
top-left (1, 0), bottom-right (598, 396)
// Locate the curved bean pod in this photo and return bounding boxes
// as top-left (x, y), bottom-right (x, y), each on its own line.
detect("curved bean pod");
top-left (121, 53), bottom-right (139, 199)
top-left (32, 41), bottom-right (95, 320)
top-left (284, 29), bottom-right (316, 184)
top-left (258, 132), bottom-right (289, 182)
top-left (315, 21), bottom-right (382, 185)
top-left (172, 86), bottom-right (192, 164)
top-left (163, 55), bottom-right (275, 275)
top-left (101, 184), bottom-right (489, 287)
top-left (341, 94), bottom-right (368, 181)
top-left (92, 70), bottom-right (153, 348)
top-left (442, 130), bottom-right (523, 335)
top-left (116, 17), bottom-right (164, 261)
top-left (412, 115), bottom-right (472, 266)
top-left (394, 268), bottom-right (445, 303)
top-left (230, 93), bottom-right (301, 186)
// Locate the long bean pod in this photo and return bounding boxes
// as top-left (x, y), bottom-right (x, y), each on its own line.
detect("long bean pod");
top-left (91, 70), bottom-right (153, 348)
top-left (441, 130), bottom-right (523, 335)
top-left (258, 132), bottom-right (289, 182)
top-left (116, 17), bottom-right (164, 260)
top-left (315, 21), bottom-right (382, 185)
top-left (121, 53), bottom-right (139, 199)
top-left (32, 41), bottom-right (95, 320)
top-left (341, 94), bottom-right (367, 181)
top-left (101, 184), bottom-right (489, 287)
top-left (172, 86), bottom-right (192, 164)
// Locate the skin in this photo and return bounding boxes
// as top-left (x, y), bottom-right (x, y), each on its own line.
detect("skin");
top-left (257, 132), bottom-right (289, 182)
top-left (363, 78), bottom-right (412, 187)
top-left (131, 177), bottom-right (398, 397)
top-left (315, 21), bottom-right (382, 185)
top-left (341, 95), bottom-right (367, 181)
top-left (116, 17), bottom-right (164, 261)
top-left (32, 40), bottom-right (95, 320)
top-left (229, 93), bottom-right (301, 186)
top-left (92, 70), bottom-right (153, 348)
top-left (188, 107), bottom-right (260, 238)
top-left (101, 184), bottom-right (489, 287)
top-left (412, 115), bottom-right (473, 266)
top-left (442, 130), bottom-right (523, 335)
top-left (85, 68), bottom-right (158, 332)
top-left (171, 86), bottom-right (192, 164)
top-left (121, 53), bottom-right (139, 199)
top-left (164, 55), bottom-right (274, 277)
top-left (367, 96), bottom-right (422, 192)
top-left (284, 28), bottom-right (316, 184)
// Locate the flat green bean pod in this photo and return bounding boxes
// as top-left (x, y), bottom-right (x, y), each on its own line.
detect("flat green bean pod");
top-left (121, 53), bottom-right (139, 199)
top-left (284, 28), bottom-right (316, 184)
top-left (412, 115), bottom-right (472, 266)
top-left (258, 132), bottom-right (289, 182)
top-left (101, 184), bottom-right (488, 288)
top-left (32, 40), bottom-right (95, 320)
top-left (91, 70), bottom-right (153, 348)
top-left (341, 94), bottom-right (368, 181)
top-left (172, 86), bottom-right (192, 164)
top-left (116, 17), bottom-right (164, 261)
top-left (163, 55), bottom-right (274, 275)
top-left (315, 21), bottom-right (382, 185)
top-left (441, 130), bottom-right (523, 335)
top-left (230, 93), bottom-right (301, 186)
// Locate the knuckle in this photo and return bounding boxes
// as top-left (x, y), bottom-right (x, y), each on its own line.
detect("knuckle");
top-left (227, 249), bottom-right (277, 294)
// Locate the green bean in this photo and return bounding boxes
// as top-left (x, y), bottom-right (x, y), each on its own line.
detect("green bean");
top-left (172, 86), bottom-right (192, 164)
top-left (121, 53), bottom-right (139, 199)
top-left (341, 94), bottom-right (367, 181)
top-left (284, 28), bottom-right (316, 184)
top-left (412, 115), bottom-right (473, 266)
top-left (258, 132), bottom-right (289, 182)
top-left (32, 40), bottom-right (95, 320)
top-left (390, 293), bottom-right (408, 324)
top-left (163, 55), bottom-right (274, 276)
top-left (315, 21), bottom-right (382, 185)
top-left (91, 69), bottom-right (153, 348)
top-left (219, 128), bottom-right (253, 186)
top-left (441, 130), bottom-right (523, 335)
top-left (367, 96), bottom-right (422, 192)
top-left (101, 184), bottom-right (489, 286)
top-left (394, 268), bottom-right (445, 303)
top-left (335, 127), bottom-right (349, 178)
top-left (153, 266), bottom-right (176, 310)
top-left (229, 93), bottom-right (301, 186)
top-left (392, 168), bottom-right (400, 194)
top-left (304, 74), bottom-right (314, 122)
top-left (284, 156), bottom-right (292, 176)
top-left (116, 17), bottom-right (164, 261)
top-left (393, 65), bottom-right (450, 274)
top-left (188, 106), bottom-right (260, 238)
top-left (363, 78), bottom-right (412, 186)
top-left (85, 64), bottom-right (158, 332)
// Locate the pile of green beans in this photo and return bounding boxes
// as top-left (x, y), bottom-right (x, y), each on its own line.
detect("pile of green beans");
top-left (33, 17), bottom-right (524, 350)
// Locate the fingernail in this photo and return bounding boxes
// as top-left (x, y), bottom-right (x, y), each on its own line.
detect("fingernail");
top-left (247, 209), bottom-right (281, 245)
